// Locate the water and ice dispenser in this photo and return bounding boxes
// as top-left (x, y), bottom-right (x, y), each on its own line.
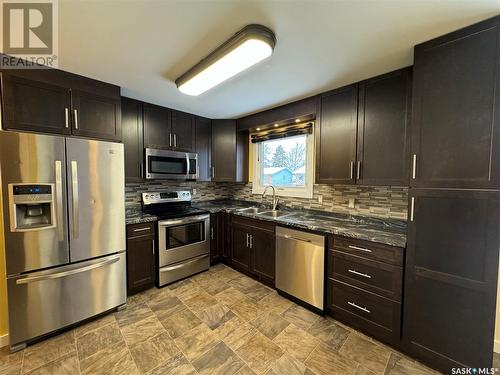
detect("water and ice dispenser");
top-left (8, 184), bottom-right (56, 231)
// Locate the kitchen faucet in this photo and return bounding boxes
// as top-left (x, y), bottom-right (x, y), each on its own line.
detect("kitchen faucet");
top-left (262, 185), bottom-right (279, 211)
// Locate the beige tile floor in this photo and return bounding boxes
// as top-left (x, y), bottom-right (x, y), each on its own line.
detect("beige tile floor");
top-left (0, 264), bottom-right (441, 375)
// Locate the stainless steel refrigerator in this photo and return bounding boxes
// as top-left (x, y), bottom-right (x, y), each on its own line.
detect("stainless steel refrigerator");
top-left (0, 131), bottom-right (126, 350)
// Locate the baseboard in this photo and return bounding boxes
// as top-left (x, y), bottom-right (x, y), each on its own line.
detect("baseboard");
top-left (495, 339), bottom-right (500, 354)
top-left (0, 334), bottom-right (8, 348)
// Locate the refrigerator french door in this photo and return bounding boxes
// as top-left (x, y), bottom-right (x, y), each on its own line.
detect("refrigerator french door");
top-left (0, 132), bottom-right (126, 349)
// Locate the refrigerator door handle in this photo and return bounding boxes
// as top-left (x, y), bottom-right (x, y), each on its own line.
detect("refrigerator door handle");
top-left (15, 255), bottom-right (121, 284)
top-left (55, 161), bottom-right (64, 241)
top-left (71, 160), bottom-right (79, 238)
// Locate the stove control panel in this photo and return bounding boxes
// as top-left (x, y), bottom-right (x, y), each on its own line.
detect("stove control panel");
top-left (142, 190), bottom-right (191, 205)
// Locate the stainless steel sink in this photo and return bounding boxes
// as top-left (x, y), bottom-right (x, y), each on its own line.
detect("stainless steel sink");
top-left (237, 207), bottom-right (268, 214)
top-left (258, 210), bottom-right (292, 218)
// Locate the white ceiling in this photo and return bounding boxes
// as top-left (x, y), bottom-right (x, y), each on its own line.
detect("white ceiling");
top-left (59, 0), bottom-right (500, 119)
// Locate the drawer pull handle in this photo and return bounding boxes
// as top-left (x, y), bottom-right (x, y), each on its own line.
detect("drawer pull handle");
top-left (348, 245), bottom-right (372, 253)
top-left (348, 301), bottom-right (371, 314)
top-left (133, 227), bottom-right (151, 232)
top-left (348, 269), bottom-right (372, 279)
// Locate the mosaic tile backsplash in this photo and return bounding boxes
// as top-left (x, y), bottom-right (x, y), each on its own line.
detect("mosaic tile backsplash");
top-left (125, 181), bottom-right (408, 220)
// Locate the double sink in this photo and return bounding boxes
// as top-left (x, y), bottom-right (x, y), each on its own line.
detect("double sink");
top-left (237, 206), bottom-right (293, 219)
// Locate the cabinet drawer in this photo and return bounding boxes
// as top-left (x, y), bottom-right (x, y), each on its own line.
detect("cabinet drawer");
top-left (328, 250), bottom-right (402, 301)
top-left (331, 236), bottom-right (403, 266)
top-left (127, 222), bottom-right (155, 238)
top-left (328, 279), bottom-right (401, 345)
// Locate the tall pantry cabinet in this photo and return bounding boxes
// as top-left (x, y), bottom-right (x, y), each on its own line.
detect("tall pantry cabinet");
top-left (403, 15), bottom-right (500, 372)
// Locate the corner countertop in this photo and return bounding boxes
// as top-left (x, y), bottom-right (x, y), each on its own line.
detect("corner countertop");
top-left (196, 200), bottom-right (407, 248)
top-left (125, 200), bottom-right (407, 248)
top-left (125, 207), bottom-right (158, 225)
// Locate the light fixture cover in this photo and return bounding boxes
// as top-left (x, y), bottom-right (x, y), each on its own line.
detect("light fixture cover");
top-left (176, 24), bottom-right (276, 96)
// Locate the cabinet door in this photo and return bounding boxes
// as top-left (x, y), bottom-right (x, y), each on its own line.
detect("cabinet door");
top-left (221, 213), bottom-right (231, 263)
top-left (127, 234), bottom-right (155, 295)
top-left (1, 73), bottom-right (71, 135)
top-left (171, 109), bottom-right (195, 152)
top-left (231, 223), bottom-right (250, 272)
top-left (71, 90), bottom-right (121, 141)
top-left (122, 98), bottom-right (144, 181)
top-left (195, 116), bottom-right (212, 181)
top-left (251, 228), bottom-right (275, 287)
top-left (410, 18), bottom-right (500, 189)
top-left (210, 213), bottom-right (220, 263)
top-left (316, 84), bottom-right (358, 184)
top-left (212, 119), bottom-right (236, 181)
top-left (143, 104), bottom-right (172, 149)
top-left (403, 189), bottom-right (499, 371)
top-left (357, 68), bottom-right (411, 185)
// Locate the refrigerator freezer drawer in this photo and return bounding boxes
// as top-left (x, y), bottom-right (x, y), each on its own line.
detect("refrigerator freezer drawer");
top-left (7, 252), bottom-right (126, 347)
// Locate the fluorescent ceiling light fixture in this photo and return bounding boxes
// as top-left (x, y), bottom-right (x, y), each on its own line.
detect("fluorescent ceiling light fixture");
top-left (176, 24), bottom-right (276, 96)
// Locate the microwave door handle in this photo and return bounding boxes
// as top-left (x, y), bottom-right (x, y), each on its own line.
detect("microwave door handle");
top-left (186, 154), bottom-right (190, 177)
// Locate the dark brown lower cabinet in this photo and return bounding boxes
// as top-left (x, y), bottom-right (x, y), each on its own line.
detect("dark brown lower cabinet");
top-left (230, 215), bottom-right (276, 287)
top-left (251, 226), bottom-right (276, 287)
top-left (231, 220), bottom-right (251, 272)
top-left (210, 213), bottom-right (226, 264)
top-left (327, 235), bottom-right (404, 346)
top-left (126, 222), bottom-right (156, 295)
top-left (403, 189), bottom-right (499, 372)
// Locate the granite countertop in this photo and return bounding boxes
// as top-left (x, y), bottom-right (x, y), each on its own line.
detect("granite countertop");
top-left (125, 207), bottom-right (158, 225)
top-left (193, 199), bottom-right (407, 248)
top-left (125, 200), bottom-right (407, 247)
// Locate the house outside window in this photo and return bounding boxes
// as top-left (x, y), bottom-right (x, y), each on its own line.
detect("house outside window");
top-left (252, 128), bottom-right (314, 198)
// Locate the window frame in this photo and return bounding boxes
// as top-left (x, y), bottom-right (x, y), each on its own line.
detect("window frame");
top-left (252, 130), bottom-right (315, 198)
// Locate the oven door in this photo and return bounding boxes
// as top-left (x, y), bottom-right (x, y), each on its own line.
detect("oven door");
top-left (158, 214), bottom-right (209, 267)
top-left (145, 148), bottom-right (198, 180)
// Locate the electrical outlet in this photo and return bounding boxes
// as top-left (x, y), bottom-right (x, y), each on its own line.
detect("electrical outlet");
top-left (318, 195), bottom-right (323, 204)
top-left (192, 189), bottom-right (197, 195)
top-left (348, 198), bottom-right (355, 208)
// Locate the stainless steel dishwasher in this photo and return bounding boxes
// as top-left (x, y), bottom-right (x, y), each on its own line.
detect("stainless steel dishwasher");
top-left (276, 226), bottom-right (325, 311)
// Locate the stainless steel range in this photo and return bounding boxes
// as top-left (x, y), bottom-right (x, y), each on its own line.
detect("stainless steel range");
top-left (141, 191), bottom-right (210, 287)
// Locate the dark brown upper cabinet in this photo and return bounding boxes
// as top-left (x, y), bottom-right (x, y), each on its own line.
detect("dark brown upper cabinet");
top-left (212, 119), bottom-right (248, 182)
top-left (143, 105), bottom-right (195, 152)
top-left (0, 74), bottom-right (72, 135)
top-left (122, 97), bottom-right (144, 181)
top-left (171, 109), bottom-right (195, 152)
top-left (195, 116), bottom-right (212, 181)
top-left (71, 90), bottom-right (121, 141)
top-left (143, 103), bottom-right (172, 149)
top-left (357, 68), bottom-right (411, 186)
top-left (0, 70), bottom-right (121, 141)
top-left (410, 16), bottom-right (500, 189)
top-left (316, 84), bottom-right (358, 184)
top-left (403, 189), bottom-right (499, 372)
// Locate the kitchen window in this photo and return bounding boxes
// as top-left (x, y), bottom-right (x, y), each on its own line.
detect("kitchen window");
top-left (252, 123), bottom-right (314, 198)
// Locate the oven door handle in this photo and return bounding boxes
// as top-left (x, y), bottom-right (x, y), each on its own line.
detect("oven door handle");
top-left (158, 214), bottom-right (209, 227)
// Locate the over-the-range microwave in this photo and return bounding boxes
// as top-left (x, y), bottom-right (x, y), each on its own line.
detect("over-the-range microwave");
top-left (145, 148), bottom-right (198, 180)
